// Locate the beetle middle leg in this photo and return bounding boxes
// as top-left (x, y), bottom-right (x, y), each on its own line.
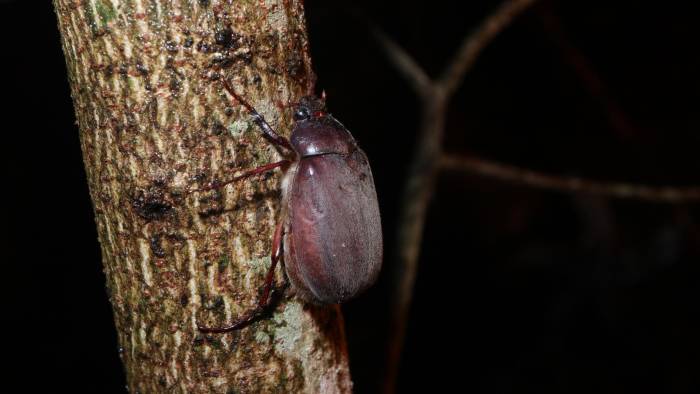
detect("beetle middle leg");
top-left (197, 219), bottom-right (285, 333)
top-left (190, 159), bottom-right (291, 193)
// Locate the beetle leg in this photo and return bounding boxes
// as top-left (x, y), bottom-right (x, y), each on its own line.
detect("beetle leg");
top-left (260, 219), bottom-right (285, 306)
top-left (197, 220), bottom-right (285, 333)
top-left (221, 79), bottom-right (295, 153)
top-left (190, 159), bottom-right (290, 193)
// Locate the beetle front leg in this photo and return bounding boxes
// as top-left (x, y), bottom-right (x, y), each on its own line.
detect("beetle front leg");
top-left (197, 220), bottom-right (285, 333)
top-left (221, 79), bottom-right (295, 153)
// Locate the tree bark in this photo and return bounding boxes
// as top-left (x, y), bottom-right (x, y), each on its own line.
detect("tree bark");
top-left (53, 1), bottom-right (352, 392)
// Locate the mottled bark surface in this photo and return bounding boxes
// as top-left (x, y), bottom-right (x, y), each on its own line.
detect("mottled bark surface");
top-left (53, 1), bottom-right (351, 392)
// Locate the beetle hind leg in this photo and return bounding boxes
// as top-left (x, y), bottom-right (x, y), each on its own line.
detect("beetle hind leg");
top-left (197, 221), bottom-right (285, 333)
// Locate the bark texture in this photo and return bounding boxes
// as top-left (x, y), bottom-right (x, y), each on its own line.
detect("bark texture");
top-left (53, 1), bottom-right (352, 392)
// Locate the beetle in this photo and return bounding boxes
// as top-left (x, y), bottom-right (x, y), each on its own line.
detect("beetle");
top-left (196, 79), bottom-right (383, 332)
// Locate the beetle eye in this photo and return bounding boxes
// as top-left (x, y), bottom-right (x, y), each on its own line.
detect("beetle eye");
top-left (294, 107), bottom-right (310, 121)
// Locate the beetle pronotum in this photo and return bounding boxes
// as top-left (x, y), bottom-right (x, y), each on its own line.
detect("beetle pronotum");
top-left (196, 79), bottom-right (383, 332)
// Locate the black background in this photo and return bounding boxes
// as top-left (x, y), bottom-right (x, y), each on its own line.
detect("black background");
top-left (3, 0), bottom-right (700, 392)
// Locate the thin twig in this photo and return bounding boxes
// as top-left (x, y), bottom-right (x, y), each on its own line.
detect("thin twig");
top-left (441, 154), bottom-right (700, 203)
top-left (372, 27), bottom-right (433, 97)
top-left (536, 8), bottom-right (639, 139)
top-left (439, 0), bottom-right (538, 96)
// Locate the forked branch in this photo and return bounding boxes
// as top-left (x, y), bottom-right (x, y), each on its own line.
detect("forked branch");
top-left (376, 1), bottom-right (539, 392)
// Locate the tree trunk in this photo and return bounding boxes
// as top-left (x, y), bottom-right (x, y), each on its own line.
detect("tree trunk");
top-left (53, 1), bottom-right (352, 392)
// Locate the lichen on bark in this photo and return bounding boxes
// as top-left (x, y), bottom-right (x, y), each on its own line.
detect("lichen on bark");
top-left (53, 0), bottom-right (352, 392)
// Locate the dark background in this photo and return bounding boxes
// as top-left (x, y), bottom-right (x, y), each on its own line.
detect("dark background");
top-left (3, 0), bottom-right (700, 392)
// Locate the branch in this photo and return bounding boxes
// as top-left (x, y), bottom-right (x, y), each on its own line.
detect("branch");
top-left (375, 1), bottom-right (538, 393)
top-left (536, 8), bottom-right (639, 139)
top-left (439, 0), bottom-right (538, 96)
top-left (441, 154), bottom-right (700, 203)
top-left (372, 27), bottom-right (433, 97)
top-left (54, 0), bottom-right (351, 392)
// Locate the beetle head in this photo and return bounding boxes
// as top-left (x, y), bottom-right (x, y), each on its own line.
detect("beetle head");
top-left (289, 95), bottom-right (357, 157)
top-left (293, 96), bottom-right (327, 121)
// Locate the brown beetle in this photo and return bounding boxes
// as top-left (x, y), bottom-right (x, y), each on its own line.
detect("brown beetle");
top-left (197, 80), bottom-right (383, 332)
